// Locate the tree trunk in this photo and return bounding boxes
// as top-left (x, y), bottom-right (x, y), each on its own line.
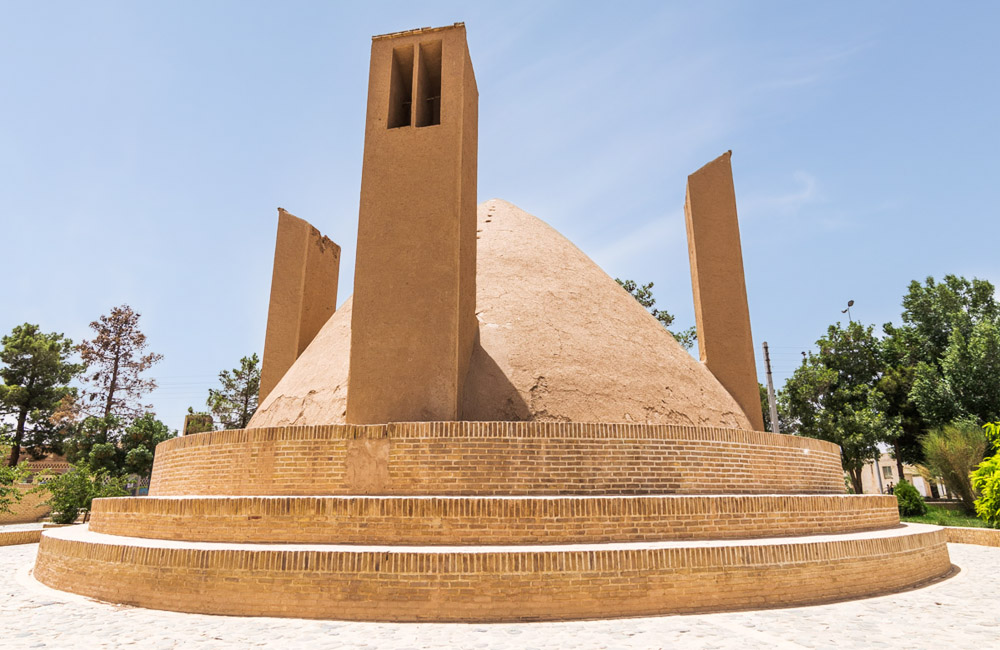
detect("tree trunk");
top-left (7, 408), bottom-right (28, 467)
top-left (241, 388), bottom-right (250, 429)
top-left (849, 467), bottom-right (863, 494)
top-left (893, 440), bottom-right (906, 484)
top-left (101, 350), bottom-right (121, 437)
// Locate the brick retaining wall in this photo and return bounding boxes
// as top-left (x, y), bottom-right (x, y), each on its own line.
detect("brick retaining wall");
top-left (0, 485), bottom-right (50, 525)
top-left (150, 423), bottom-right (845, 496)
top-left (945, 526), bottom-right (1000, 547)
top-left (90, 494), bottom-right (898, 545)
top-left (0, 529), bottom-right (42, 546)
top-left (34, 524), bottom-right (951, 622)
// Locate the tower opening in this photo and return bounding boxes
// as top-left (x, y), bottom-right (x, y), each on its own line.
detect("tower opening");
top-left (415, 40), bottom-right (442, 127)
top-left (388, 45), bottom-right (414, 128)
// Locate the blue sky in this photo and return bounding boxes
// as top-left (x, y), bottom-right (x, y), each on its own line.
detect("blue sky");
top-left (2, 2), bottom-right (998, 431)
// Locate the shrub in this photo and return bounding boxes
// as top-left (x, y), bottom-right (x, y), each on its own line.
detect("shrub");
top-left (0, 463), bottom-right (27, 514)
top-left (895, 480), bottom-right (927, 517)
top-left (971, 455), bottom-right (1000, 527)
top-left (921, 418), bottom-right (988, 512)
top-left (972, 422), bottom-right (1000, 528)
top-left (41, 463), bottom-right (128, 524)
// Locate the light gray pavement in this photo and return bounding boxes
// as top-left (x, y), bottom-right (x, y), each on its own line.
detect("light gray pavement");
top-left (0, 522), bottom-right (45, 532)
top-left (1, 542), bottom-right (997, 650)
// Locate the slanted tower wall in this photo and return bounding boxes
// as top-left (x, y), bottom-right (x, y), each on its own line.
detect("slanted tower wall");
top-left (259, 209), bottom-right (340, 403)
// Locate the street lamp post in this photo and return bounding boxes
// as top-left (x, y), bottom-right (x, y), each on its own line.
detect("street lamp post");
top-left (841, 299), bottom-right (855, 323)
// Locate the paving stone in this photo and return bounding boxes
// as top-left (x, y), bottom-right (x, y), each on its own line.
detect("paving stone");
top-left (1, 543), bottom-right (997, 649)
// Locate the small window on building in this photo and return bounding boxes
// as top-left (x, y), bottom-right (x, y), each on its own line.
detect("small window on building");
top-left (882, 466), bottom-right (893, 479)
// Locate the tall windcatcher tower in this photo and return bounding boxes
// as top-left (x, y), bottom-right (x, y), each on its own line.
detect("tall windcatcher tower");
top-left (347, 24), bottom-right (478, 424)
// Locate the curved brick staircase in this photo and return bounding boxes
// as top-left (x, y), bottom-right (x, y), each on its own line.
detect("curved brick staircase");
top-left (33, 423), bottom-right (953, 621)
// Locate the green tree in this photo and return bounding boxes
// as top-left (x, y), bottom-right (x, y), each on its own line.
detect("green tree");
top-left (760, 383), bottom-right (772, 433)
top-left (760, 382), bottom-right (791, 433)
top-left (19, 393), bottom-right (81, 460)
top-left (615, 279), bottom-right (697, 350)
top-left (120, 413), bottom-right (174, 476)
top-left (207, 354), bottom-right (261, 429)
top-left (877, 326), bottom-right (927, 480)
top-left (866, 275), bottom-right (1000, 480)
top-left (63, 412), bottom-right (175, 477)
top-left (921, 419), bottom-right (988, 513)
top-left (0, 324), bottom-right (83, 466)
top-left (972, 422), bottom-right (1000, 528)
top-left (911, 320), bottom-right (1000, 426)
top-left (890, 275), bottom-right (1000, 429)
top-left (780, 321), bottom-right (899, 493)
top-left (899, 275), bottom-right (999, 367)
top-left (39, 462), bottom-right (128, 524)
top-left (77, 305), bottom-right (163, 431)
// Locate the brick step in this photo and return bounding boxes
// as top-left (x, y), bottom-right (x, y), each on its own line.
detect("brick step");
top-left (34, 523), bottom-right (952, 622)
top-left (150, 423), bottom-right (846, 496)
top-left (90, 494), bottom-right (900, 545)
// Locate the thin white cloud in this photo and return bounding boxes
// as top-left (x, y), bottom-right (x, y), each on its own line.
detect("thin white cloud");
top-left (758, 75), bottom-right (821, 90)
top-left (591, 209), bottom-right (685, 271)
top-left (741, 171), bottom-right (820, 220)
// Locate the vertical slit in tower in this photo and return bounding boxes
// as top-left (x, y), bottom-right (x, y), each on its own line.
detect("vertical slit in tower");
top-left (415, 40), bottom-right (442, 127)
top-left (388, 45), bottom-right (414, 128)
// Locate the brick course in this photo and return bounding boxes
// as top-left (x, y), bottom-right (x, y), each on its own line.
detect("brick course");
top-left (945, 526), bottom-right (1000, 546)
top-left (149, 423), bottom-right (845, 497)
top-left (34, 524), bottom-right (952, 622)
top-left (0, 485), bottom-right (50, 525)
top-left (90, 494), bottom-right (898, 545)
top-left (33, 422), bottom-right (949, 621)
top-left (0, 529), bottom-right (42, 546)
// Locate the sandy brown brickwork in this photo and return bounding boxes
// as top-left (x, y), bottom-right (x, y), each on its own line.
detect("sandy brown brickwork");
top-left (34, 524), bottom-right (951, 622)
top-left (0, 485), bottom-right (50, 525)
top-left (90, 495), bottom-right (899, 545)
top-left (149, 423), bottom-right (845, 497)
top-left (0, 529), bottom-right (42, 546)
top-left (945, 526), bottom-right (1000, 546)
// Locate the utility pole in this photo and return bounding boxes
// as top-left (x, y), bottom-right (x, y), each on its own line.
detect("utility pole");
top-left (762, 341), bottom-right (780, 434)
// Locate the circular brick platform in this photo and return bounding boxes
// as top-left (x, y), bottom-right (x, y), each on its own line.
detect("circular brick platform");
top-left (34, 423), bottom-right (951, 621)
top-left (149, 423), bottom-right (846, 496)
top-left (34, 523), bottom-right (952, 622)
top-left (89, 494), bottom-right (900, 545)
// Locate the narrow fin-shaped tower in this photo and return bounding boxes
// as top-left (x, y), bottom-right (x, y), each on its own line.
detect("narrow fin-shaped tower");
top-left (685, 151), bottom-right (765, 430)
top-left (259, 208), bottom-right (340, 403)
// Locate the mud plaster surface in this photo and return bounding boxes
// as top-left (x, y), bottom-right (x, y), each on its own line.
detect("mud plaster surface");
top-left (251, 200), bottom-right (749, 429)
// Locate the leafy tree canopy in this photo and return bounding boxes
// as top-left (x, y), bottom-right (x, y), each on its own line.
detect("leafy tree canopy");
top-left (63, 412), bottom-right (175, 478)
top-left (77, 305), bottom-right (163, 425)
top-left (900, 275), bottom-right (999, 367)
top-left (911, 319), bottom-right (1000, 427)
top-left (0, 323), bottom-right (83, 466)
top-left (780, 321), bottom-right (899, 493)
top-left (38, 462), bottom-right (128, 524)
top-left (207, 354), bottom-right (261, 430)
top-left (615, 279), bottom-right (697, 351)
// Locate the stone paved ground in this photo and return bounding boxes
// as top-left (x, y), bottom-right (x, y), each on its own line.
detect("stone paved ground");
top-left (1, 543), bottom-right (997, 649)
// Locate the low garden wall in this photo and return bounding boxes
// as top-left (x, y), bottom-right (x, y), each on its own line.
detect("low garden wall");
top-left (945, 526), bottom-right (1000, 547)
top-left (0, 485), bottom-right (50, 525)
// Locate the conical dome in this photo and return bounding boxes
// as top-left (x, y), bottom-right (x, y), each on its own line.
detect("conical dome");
top-left (249, 199), bottom-right (751, 429)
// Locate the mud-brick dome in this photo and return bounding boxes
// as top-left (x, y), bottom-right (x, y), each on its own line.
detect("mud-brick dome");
top-left (248, 199), bottom-right (752, 429)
